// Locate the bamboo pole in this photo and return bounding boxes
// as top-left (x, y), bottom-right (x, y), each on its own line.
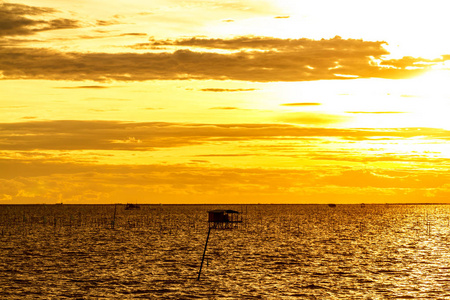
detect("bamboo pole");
top-left (112, 204), bottom-right (118, 229)
top-left (197, 226), bottom-right (212, 281)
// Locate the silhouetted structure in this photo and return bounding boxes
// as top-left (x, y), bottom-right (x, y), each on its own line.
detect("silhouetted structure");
top-left (198, 209), bottom-right (243, 280)
top-left (208, 209), bottom-right (242, 229)
top-left (125, 203), bottom-right (140, 210)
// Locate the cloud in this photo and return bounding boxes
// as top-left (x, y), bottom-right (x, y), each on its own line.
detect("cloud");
top-left (278, 112), bottom-right (350, 125)
top-left (0, 160), bottom-right (315, 203)
top-left (1, 120), bottom-right (449, 151)
top-left (119, 33), bottom-right (147, 37)
top-left (309, 151), bottom-right (449, 164)
top-left (189, 159), bottom-right (209, 163)
top-left (76, 31), bottom-right (147, 41)
top-left (138, 35), bottom-right (387, 51)
top-left (1, 157), bottom-right (449, 203)
top-left (0, 38), bottom-right (435, 82)
top-left (380, 56), bottom-right (444, 69)
top-left (0, 3), bottom-right (80, 37)
top-left (318, 169), bottom-right (450, 189)
top-left (95, 19), bottom-right (122, 27)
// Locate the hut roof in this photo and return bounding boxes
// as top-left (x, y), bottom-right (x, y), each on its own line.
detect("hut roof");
top-left (208, 209), bottom-right (239, 214)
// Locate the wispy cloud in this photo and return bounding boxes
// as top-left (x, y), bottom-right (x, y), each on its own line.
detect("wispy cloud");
top-left (318, 169), bottom-right (450, 189)
top-left (0, 39), bottom-right (436, 82)
top-left (134, 35), bottom-right (387, 51)
top-left (1, 157), bottom-right (449, 203)
top-left (1, 120), bottom-right (449, 151)
top-left (0, 3), bottom-right (80, 37)
top-left (278, 112), bottom-right (350, 125)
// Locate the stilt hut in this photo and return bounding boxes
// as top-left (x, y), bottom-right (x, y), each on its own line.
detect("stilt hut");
top-left (208, 209), bottom-right (242, 229)
top-left (125, 203), bottom-right (140, 210)
top-left (198, 209), bottom-right (243, 280)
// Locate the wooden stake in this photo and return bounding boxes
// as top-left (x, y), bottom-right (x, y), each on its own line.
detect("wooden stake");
top-left (112, 204), bottom-right (117, 229)
top-left (197, 227), bottom-right (212, 281)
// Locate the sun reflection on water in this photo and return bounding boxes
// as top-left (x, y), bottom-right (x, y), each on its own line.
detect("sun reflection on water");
top-left (1, 204), bottom-right (450, 298)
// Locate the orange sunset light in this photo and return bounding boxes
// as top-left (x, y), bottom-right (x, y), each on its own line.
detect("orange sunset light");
top-left (1, 0), bottom-right (450, 204)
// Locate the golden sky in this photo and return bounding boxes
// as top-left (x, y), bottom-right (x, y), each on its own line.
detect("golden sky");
top-left (1, 0), bottom-right (450, 204)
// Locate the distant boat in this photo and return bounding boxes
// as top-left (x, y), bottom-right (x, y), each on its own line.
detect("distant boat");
top-left (55, 202), bottom-right (63, 205)
top-left (328, 204), bottom-right (336, 208)
top-left (125, 203), bottom-right (140, 210)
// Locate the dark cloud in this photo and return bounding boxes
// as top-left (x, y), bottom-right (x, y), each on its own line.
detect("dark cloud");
top-left (0, 120), bottom-right (449, 151)
top-left (189, 159), bottom-right (209, 163)
top-left (0, 3), bottom-right (80, 37)
top-left (0, 36), bottom-right (436, 82)
top-left (96, 19), bottom-right (121, 27)
top-left (119, 33), bottom-right (147, 36)
top-left (1, 2), bottom-right (56, 15)
top-left (137, 35), bottom-right (387, 51)
top-left (40, 18), bottom-right (79, 31)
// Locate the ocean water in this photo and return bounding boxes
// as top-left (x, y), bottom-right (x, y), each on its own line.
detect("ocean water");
top-left (1, 204), bottom-right (450, 299)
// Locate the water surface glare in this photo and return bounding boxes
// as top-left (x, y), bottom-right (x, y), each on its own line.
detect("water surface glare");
top-left (1, 204), bottom-right (450, 299)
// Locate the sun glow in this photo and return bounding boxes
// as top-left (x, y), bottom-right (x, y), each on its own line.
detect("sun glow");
top-left (412, 70), bottom-right (450, 97)
top-left (3, 0), bottom-right (450, 205)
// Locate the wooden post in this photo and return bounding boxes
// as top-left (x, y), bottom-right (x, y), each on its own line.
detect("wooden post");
top-left (112, 204), bottom-right (117, 229)
top-left (197, 227), bottom-right (211, 280)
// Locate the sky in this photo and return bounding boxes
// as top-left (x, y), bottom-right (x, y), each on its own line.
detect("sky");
top-left (1, 0), bottom-right (450, 204)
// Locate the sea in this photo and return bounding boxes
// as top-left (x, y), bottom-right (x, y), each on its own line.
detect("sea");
top-left (1, 204), bottom-right (450, 299)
